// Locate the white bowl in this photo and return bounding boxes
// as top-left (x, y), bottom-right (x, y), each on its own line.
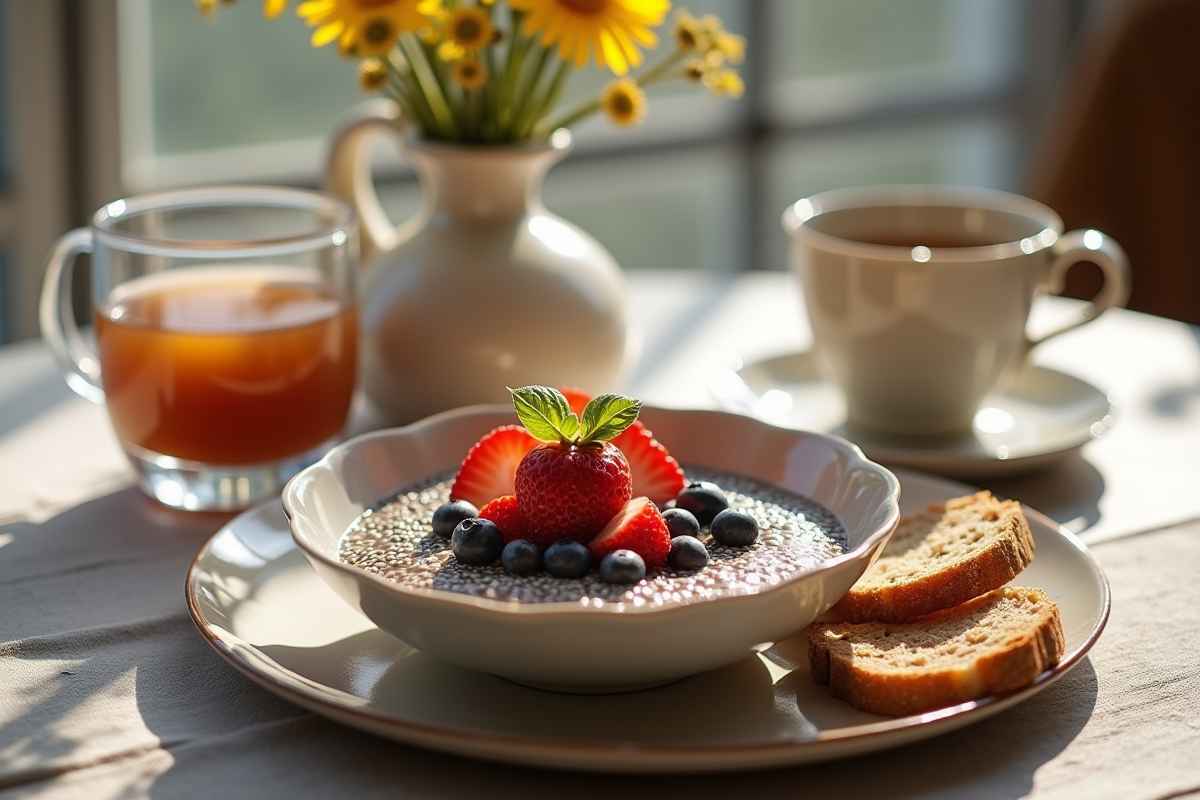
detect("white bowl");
top-left (282, 405), bottom-right (900, 692)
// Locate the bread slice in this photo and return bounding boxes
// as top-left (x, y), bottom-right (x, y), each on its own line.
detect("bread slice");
top-left (807, 586), bottom-right (1065, 716)
top-left (832, 491), bottom-right (1035, 623)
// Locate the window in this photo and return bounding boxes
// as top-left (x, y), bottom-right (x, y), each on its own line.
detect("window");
top-left (1, 0), bottom-right (1104, 343)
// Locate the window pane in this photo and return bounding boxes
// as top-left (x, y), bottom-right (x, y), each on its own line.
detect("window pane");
top-left (545, 143), bottom-right (746, 272)
top-left (123, 0), bottom-right (361, 187)
top-left (377, 141), bottom-right (746, 273)
top-left (142, 0), bottom-right (358, 154)
top-left (764, 0), bottom-right (1023, 124)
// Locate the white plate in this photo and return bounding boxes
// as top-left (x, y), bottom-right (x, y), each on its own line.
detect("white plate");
top-left (186, 468), bottom-right (1109, 773)
top-left (710, 352), bottom-right (1116, 480)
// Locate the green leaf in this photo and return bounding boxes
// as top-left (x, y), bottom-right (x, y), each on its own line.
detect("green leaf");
top-left (579, 393), bottom-right (641, 442)
top-left (508, 385), bottom-right (579, 442)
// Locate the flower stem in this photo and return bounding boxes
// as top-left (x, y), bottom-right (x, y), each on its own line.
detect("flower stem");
top-left (510, 45), bottom-right (552, 136)
top-left (497, 8), bottom-right (533, 138)
top-left (519, 57), bottom-right (570, 139)
top-left (482, 38), bottom-right (499, 138)
top-left (399, 33), bottom-right (458, 139)
top-left (387, 54), bottom-right (439, 134)
top-left (539, 96), bottom-right (601, 136)
top-left (636, 49), bottom-right (686, 86)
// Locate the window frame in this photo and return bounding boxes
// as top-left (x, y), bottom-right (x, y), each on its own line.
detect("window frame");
top-left (0, 0), bottom-right (1095, 343)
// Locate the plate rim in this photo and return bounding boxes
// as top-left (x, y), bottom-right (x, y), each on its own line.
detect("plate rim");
top-left (185, 471), bottom-right (1111, 773)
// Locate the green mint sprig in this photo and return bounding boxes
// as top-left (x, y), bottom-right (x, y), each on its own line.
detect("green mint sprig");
top-left (508, 385), bottom-right (641, 445)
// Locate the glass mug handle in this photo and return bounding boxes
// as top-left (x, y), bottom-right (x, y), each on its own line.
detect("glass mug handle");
top-left (38, 228), bottom-right (105, 404)
top-left (1030, 229), bottom-right (1132, 347)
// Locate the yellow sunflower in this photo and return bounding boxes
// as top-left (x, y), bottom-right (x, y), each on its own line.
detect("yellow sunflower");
top-left (358, 56), bottom-right (390, 90)
top-left (265, 0), bottom-right (289, 17)
top-left (702, 67), bottom-right (743, 99)
top-left (451, 57), bottom-right (489, 89)
top-left (600, 77), bottom-right (647, 127)
top-left (437, 40), bottom-right (466, 61)
top-left (508, 0), bottom-right (671, 76)
top-left (672, 9), bottom-right (707, 52)
top-left (709, 30), bottom-right (745, 65)
top-left (297, 0), bottom-right (438, 54)
top-left (446, 6), bottom-right (494, 50)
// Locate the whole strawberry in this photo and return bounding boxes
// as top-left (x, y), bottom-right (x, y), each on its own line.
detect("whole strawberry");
top-left (510, 386), bottom-right (639, 547)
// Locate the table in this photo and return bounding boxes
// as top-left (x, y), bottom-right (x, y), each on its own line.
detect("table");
top-left (3, 271), bottom-right (1199, 799)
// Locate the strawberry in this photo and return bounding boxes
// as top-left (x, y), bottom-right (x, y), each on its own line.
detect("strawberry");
top-left (559, 388), bottom-right (687, 504)
top-left (588, 496), bottom-right (672, 571)
top-left (509, 385), bottom-right (640, 546)
top-left (449, 425), bottom-right (538, 507)
top-left (477, 495), bottom-right (527, 542)
top-left (516, 442), bottom-right (631, 546)
top-left (611, 421), bottom-right (687, 506)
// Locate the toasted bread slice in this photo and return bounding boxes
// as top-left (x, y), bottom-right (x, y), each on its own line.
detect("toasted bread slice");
top-left (807, 586), bottom-right (1065, 716)
top-left (832, 491), bottom-right (1035, 623)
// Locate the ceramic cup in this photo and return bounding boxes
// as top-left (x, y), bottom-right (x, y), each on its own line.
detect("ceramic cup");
top-left (781, 185), bottom-right (1129, 439)
top-left (40, 186), bottom-right (359, 510)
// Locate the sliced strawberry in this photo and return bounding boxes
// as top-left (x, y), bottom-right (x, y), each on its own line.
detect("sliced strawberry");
top-left (450, 425), bottom-right (539, 507)
top-left (588, 496), bottom-right (672, 571)
top-left (557, 386), bottom-right (591, 417)
top-left (612, 421), bottom-right (687, 506)
top-left (477, 494), bottom-right (527, 542)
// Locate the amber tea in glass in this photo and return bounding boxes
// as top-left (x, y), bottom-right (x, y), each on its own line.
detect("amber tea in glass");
top-left (41, 186), bottom-right (358, 510)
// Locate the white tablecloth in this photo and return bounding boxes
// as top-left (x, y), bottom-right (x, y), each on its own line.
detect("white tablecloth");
top-left (2, 271), bottom-right (1199, 799)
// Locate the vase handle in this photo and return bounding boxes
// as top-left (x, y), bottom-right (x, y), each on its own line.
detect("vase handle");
top-left (324, 98), bottom-right (404, 264)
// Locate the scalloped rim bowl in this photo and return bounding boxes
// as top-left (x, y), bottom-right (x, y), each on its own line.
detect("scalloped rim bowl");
top-left (282, 405), bottom-right (900, 692)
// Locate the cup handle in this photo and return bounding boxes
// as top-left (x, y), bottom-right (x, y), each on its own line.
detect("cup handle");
top-left (38, 227), bottom-right (105, 404)
top-left (324, 98), bottom-right (405, 265)
top-left (1029, 228), bottom-right (1131, 347)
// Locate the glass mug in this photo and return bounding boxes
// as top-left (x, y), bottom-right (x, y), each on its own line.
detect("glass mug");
top-left (40, 186), bottom-right (359, 510)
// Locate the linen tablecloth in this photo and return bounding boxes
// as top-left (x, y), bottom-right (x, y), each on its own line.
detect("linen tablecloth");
top-left (3, 272), bottom-right (1199, 799)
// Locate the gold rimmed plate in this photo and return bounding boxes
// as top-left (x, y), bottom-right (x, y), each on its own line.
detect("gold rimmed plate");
top-left (186, 467), bottom-right (1108, 773)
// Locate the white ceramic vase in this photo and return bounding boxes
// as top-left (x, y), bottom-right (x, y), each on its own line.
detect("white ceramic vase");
top-left (325, 100), bottom-right (631, 426)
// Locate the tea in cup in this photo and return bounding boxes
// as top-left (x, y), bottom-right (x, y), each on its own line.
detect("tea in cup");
top-left (40, 186), bottom-right (359, 510)
top-left (781, 185), bottom-right (1129, 439)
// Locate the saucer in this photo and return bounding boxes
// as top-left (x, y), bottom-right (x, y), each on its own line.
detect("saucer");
top-left (185, 468), bottom-right (1109, 773)
top-left (709, 352), bottom-right (1115, 480)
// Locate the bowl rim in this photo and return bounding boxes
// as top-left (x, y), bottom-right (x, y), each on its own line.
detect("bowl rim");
top-left (282, 404), bottom-right (901, 618)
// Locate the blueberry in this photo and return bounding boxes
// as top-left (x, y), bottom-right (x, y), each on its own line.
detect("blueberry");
top-left (667, 535), bottom-right (709, 570)
top-left (599, 550), bottom-right (646, 583)
top-left (450, 518), bottom-right (504, 565)
top-left (710, 508), bottom-right (759, 547)
top-left (662, 507), bottom-right (701, 539)
top-left (432, 499), bottom-right (479, 538)
top-left (543, 540), bottom-right (591, 578)
top-left (501, 539), bottom-right (543, 576)
top-left (674, 481), bottom-right (729, 527)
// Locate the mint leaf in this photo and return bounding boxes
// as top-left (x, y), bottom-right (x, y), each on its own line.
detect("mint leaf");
top-left (579, 393), bottom-right (641, 442)
top-left (509, 385), bottom-right (579, 443)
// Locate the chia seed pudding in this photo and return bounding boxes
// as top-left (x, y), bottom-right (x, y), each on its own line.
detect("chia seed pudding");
top-left (338, 467), bottom-right (848, 610)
